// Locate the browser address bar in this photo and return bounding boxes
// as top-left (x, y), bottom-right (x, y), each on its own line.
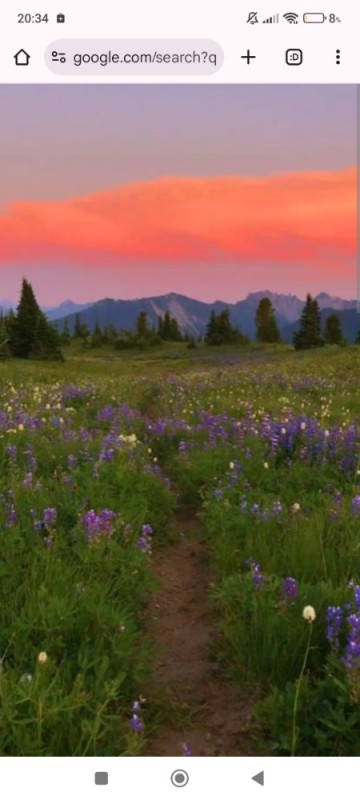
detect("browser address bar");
top-left (45, 40), bottom-right (224, 74)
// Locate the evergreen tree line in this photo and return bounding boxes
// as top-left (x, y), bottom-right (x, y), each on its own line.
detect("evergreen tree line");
top-left (62, 309), bottom-right (186, 350)
top-left (57, 294), bottom-right (360, 351)
top-left (293, 294), bottom-right (349, 350)
top-left (1, 281), bottom-right (359, 361)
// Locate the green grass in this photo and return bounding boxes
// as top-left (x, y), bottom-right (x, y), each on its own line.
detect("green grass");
top-left (0, 343), bottom-right (360, 754)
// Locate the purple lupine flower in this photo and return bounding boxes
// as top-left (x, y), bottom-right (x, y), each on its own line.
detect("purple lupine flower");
top-left (178, 441), bottom-right (189, 452)
top-left (348, 581), bottom-right (360, 611)
top-left (252, 563), bottom-right (266, 590)
top-left (43, 508), bottom-right (57, 527)
top-left (6, 503), bottom-right (17, 526)
top-left (22, 472), bottom-right (33, 488)
top-left (282, 577), bottom-right (298, 602)
top-left (326, 606), bottom-right (343, 650)
top-left (214, 489), bottom-right (223, 499)
top-left (129, 714), bottom-right (144, 733)
top-left (182, 743), bottom-right (192, 756)
top-left (83, 508), bottom-right (117, 543)
top-left (24, 447), bottom-right (36, 470)
top-left (136, 524), bottom-right (153, 554)
top-left (244, 559), bottom-right (266, 590)
top-left (67, 455), bottom-right (77, 469)
top-left (99, 448), bottom-right (115, 462)
top-left (352, 496), bottom-right (360, 514)
top-left (354, 586), bottom-right (360, 611)
top-left (334, 491), bottom-right (342, 505)
top-left (142, 524), bottom-right (153, 536)
top-left (6, 444), bottom-right (17, 459)
top-left (342, 612), bottom-right (360, 671)
top-left (272, 500), bottom-right (283, 516)
top-left (96, 405), bottom-right (116, 422)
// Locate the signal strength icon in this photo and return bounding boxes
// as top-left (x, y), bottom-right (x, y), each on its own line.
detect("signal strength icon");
top-left (283, 12), bottom-right (299, 23)
top-left (263, 13), bottom-right (280, 23)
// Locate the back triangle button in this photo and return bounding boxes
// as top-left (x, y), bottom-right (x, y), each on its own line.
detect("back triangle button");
top-left (252, 771), bottom-right (264, 786)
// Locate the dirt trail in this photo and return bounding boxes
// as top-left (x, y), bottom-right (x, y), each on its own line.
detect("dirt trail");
top-left (144, 509), bottom-right (258, 757)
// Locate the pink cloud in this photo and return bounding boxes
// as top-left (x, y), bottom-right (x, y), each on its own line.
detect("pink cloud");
top-left (0, 169), bottom-right (356, 274)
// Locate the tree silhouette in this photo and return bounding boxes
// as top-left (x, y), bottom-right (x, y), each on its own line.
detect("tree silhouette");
top-left (136, 311), bottom-right (150, 339)
top-left (30, 313), bottom-right (63, 360)
top-left (74, 313), bottom-right (82, 338)
top-left (157, 312), bottom-right (182, 341)
top-left (9, 279), bottom-right (63, 360)
top-left (61, 318), bottom-right (71, 346)
top-left (324, 313), bottom-right (343, 345)
top-left (255, 297), bottom-right (281, 343)
top-left (205, 307), bottom-right (248, 345)
top-left (293, 294), bottom-right (324, 350)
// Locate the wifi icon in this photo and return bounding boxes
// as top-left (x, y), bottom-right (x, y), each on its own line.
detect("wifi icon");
top-left (283, 12), bottom-right (299, 23)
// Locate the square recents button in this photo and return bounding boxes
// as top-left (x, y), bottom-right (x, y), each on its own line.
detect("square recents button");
top-left (95, 772), bottom-right (108, 786)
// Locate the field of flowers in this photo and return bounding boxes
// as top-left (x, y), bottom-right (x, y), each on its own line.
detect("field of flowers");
top-left (1, 343), bottom-right (360, 755)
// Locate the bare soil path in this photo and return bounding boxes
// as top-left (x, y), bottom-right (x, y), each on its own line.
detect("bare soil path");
top-left (144, 508), bottom-right (261, 757)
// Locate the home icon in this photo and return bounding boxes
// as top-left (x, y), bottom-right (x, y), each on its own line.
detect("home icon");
top-left (14, 49), bottom-right (31, 66)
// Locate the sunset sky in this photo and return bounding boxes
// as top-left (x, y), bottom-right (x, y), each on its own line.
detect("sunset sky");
top-left (0, 84), bottom-right (357, 305)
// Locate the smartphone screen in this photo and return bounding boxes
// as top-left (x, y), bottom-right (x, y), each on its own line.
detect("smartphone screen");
top-left (0, 1), bottom-right (358, 796)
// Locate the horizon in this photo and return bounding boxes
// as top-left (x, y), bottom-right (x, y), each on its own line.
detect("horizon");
top-left (0, 85), bottom-right (356, 303)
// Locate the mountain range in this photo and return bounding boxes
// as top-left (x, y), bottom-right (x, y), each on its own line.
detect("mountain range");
top-left (1, 291), bottom-right (358, 341)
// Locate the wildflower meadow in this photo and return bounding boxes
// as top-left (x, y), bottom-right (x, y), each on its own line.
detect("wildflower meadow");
top-left (1, 342), bottom-right (360, 755)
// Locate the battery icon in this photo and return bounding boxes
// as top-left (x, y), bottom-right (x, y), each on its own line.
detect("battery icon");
top-left (303, 12), bottom-right (326, 22)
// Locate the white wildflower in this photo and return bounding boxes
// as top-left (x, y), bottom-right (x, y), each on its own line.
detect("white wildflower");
top-left (38, 651), bottom-right (48, 664)
top-left (302, 606), bottom-right (316, 623)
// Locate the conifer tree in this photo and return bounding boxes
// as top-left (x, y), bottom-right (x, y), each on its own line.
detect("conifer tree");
top-left (216, 309), bottom-right (233, 344)
top-left (9, 279), bottom-right (42, 358)
top-left (31, 312), bottom-right (63, 360)
top-left (136, 311), bottom-right (150, 339)
top-left (293, 294), bottom-right (324, 350)
top-left (169, 316), bottom-right (182, 341)
top-left (157, 316), bottom-right (164, 338)
top-left (0, 310), bottom-right (11, 359)
top-left (255, 297), bottom-right (281, 343)
top-left (8, 279), bottom-right (64, 360)
top-left (162, 311), bottom-right (172, 340)
top-left (74, 313), bottom-right (82, 338)
top-left (90, 318), bottom-right (103, 348)
top-left (324, 313), bottom-right (343, 345)
top-left (61, 318), bottom-right (71, 346)
top-left (205, 310), bottom-right (217, 344)
top-left (205, 307), bottom-right (247, 345)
